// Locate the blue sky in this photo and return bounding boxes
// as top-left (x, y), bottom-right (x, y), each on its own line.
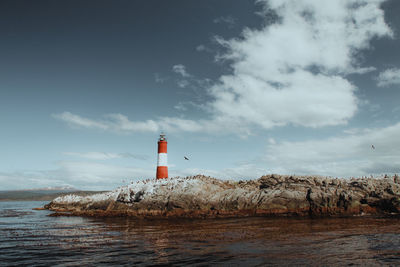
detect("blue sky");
top-left (1, 0), bottom-right (400, 190)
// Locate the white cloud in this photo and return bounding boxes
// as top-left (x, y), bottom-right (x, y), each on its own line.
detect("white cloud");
top-left (265, 122), bottom-right (400, 177)
top-left (172, 64), bottom-right (190, 77)
top-left (177, 79), bottom-right (189, 88)
top-left (172, 64), bottom-right (194, 89)
top-left (350, 66), bottom-right (376, 74)
top-left (105, 113), bottom-right (159, 132)
top-left (64, 152), bottom-right (121, 160)
top-left (53, 112), bottom-right (159, 133)
top-left (64, 152), bottom-right (148, 161)
top-left (209, 0), bottom-right (392, 129)
top-left (174, 102), bottom-right (187, 111)
top-left (52, 112), bottom-right (108, 130)
top-left (196, 44), bottom-right (211, 52)
top-left (377, 68), bottom-right (400, 87)
top-left (154, 73), bottom-right (168, 83)
top-left (210, 72), bottom-right (358, 128)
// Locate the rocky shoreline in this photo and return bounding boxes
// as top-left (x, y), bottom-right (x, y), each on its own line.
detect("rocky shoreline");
top-left (44, 174), bottom-right (400, 218)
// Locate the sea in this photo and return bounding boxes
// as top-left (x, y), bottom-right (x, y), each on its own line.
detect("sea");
top-left (1, 201), bottom-right (400, 266)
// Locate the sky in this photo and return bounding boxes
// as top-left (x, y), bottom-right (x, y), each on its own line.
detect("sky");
top-left (1, 0), bottom-right (400, 190)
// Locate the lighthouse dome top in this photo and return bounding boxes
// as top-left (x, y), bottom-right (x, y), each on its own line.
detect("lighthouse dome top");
top-left (159, 133), bottom-right (167, 141)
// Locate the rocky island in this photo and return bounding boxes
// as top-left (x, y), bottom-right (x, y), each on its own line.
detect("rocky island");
top-left (44, 174), bottom-right (400, 218)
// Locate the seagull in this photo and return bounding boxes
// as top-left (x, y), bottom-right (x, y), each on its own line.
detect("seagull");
top-left (371, 144), bottom-right (375, 150)
top-left (184, 156), bottom-right (189, 160)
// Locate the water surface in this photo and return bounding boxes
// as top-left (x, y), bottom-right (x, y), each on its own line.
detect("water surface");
top-left (1, 201), bottom-right (400, 266)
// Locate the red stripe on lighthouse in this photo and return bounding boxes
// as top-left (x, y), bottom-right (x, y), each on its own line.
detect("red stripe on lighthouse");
top-left (156, 133), bottom-right (168, 179)
top-left (158, 141), bottom-right (167, 153)
top-left (156, 166), bottom-right (168, 179)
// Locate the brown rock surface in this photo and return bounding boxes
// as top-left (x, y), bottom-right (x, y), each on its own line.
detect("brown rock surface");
top-left (44, 174), bottom-right (400, 218)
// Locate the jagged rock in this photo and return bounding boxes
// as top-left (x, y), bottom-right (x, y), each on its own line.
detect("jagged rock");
top-left (45, 174), bottom-right (400, 218)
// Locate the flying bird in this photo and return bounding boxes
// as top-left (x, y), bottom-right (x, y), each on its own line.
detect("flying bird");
top-left (371, 144), bottom-right (375, 149)
top-left (184, 156), bottom-right (189, 160)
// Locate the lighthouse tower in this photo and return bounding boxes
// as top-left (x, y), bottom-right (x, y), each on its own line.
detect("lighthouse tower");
top-left (156, 133), bottom-right (168, 179)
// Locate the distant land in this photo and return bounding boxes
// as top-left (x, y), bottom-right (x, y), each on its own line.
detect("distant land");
top-left (0, 188), bottom-right (104, 201)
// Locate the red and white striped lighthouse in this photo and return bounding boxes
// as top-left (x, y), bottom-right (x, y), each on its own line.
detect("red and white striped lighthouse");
top-left (156, 133), bottom-right (168, 179)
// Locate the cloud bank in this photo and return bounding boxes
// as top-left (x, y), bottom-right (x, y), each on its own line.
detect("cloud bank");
top-left (265, 122), bottom-right (400, 177)
top-left (0, 160), bottom-right (265, 190)
top-left (6, 117), bottom-right (400, 190)
top-left (54, 0), bottom-right (392, 136)
top-left (0, 162), bottom-right (155, 191)
top-left (210, 0), bottom-right (391, 129)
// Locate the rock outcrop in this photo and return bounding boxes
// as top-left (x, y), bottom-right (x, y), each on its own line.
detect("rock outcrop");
top-left (44, 174), bottom-right (400, 218)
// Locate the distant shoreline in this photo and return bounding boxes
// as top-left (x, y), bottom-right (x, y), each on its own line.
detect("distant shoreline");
top-left (0, 190), bottom-right (105, 202)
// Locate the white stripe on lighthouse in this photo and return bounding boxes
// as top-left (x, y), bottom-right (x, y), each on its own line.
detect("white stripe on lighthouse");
top-left (157, 153), bottom-right (168, 166)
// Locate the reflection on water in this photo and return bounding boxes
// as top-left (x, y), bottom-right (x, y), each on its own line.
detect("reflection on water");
top-left (1, 201), bottom-right (400, 266)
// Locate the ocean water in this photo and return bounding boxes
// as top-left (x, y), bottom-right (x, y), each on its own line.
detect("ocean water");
top-left (1, 201), bottom-right (400, 266)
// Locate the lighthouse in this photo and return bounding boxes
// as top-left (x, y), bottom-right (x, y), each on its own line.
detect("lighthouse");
top-left (156, 133), bottom-right (168, 179)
